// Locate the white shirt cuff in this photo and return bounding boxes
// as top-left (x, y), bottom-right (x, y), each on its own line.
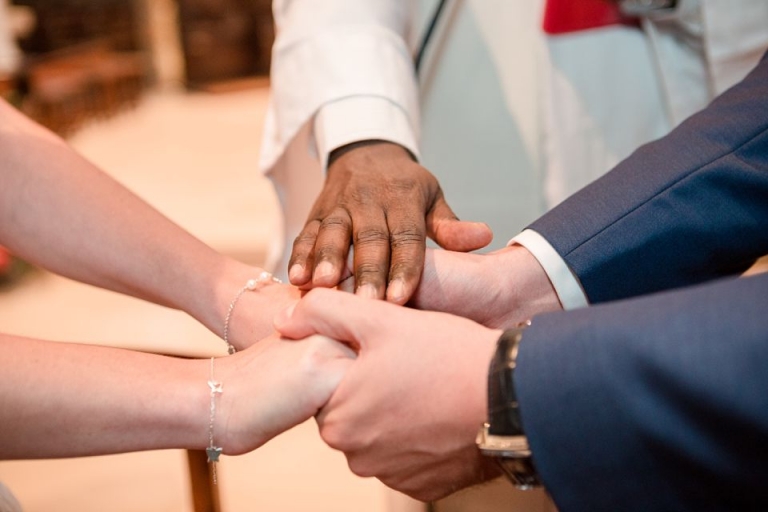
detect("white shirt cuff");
top-left (314, 96), bottom-right (420, 170)
top-left (510, 229), bottom-right (589, 310)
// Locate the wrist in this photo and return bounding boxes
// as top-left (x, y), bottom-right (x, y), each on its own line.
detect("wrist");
top-left (209, 262), bottom-right (301, 351)
top-left (477, 325), bottom-right (543, 489)
top-left (481, 245), bottom-right (562, 329)
top-left (328, 140), bottom-right (417, 171)
top-left (143, 357), bottom-right (212, 452)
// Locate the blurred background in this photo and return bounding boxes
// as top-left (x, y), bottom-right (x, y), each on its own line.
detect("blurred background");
top-left (0, 1), bottom-right (420, 511)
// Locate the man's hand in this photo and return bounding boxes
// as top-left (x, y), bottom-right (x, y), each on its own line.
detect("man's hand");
top-left (287, 141), bottom-right (492, 304)
top-left (408, 245), bottom-right (564, 329)
top-left (274, 288), bottom-right (502, 501)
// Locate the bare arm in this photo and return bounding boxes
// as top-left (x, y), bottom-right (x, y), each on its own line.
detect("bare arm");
top-left (0, 99), bottom-right (296, 349)
top-left (0, 332), bottom-right (353, 459)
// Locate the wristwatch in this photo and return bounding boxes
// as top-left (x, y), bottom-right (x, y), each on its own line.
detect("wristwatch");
top-left (476, 323), bottom-right (543, 489)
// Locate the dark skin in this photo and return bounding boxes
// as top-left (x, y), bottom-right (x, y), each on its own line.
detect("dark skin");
top-left (288, 140), bottom-right (493, 304)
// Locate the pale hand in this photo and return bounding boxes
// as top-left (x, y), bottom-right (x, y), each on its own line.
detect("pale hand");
top-left (215, 332), bottom-right (355, 455)
top-left (224, 281), bottom-right (302, 351)
top-left (275, 288), bottom-right (502, 501)
top-left (407, 245), bottom-right (564, 329)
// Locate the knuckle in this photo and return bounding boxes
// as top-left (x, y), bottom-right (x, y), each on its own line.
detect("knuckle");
top-left (292, 230), bottom-right (318, 250)
top-left (390, 226), bottom-right (424, 249)
top-left (319, 213), bottom-right (351, 233)
top-left (315, 244), bottom-right (344, 264)
top-left (354, 228), bottom-right (389, 247)
top-left (354, 261), bottom-right (386, 281)
top-left (388, 169), bottom-right (439, 199)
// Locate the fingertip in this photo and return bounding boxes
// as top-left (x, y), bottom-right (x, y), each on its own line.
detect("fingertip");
top-left (470, 221), bottom-right (494, 247)
top-left (289, 263), bottom-right (309, 285)
top-left (385, 278), bottom-right (409, 305)
top-left (312, 260), bottom-right (340, 288)
top-left (355, 283), bottom-right (379, 300)
top-left (436, 220), bottom-right (493, 252)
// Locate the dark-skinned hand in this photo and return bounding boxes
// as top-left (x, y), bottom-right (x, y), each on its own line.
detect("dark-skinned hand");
top-left (287, 140), bottom-right (493, 304)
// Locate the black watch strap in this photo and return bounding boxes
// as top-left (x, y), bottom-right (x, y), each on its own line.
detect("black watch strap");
top-left (487, 325), bottom-right (528, 436)
top-left (478, 323), bottom-right (543, 489)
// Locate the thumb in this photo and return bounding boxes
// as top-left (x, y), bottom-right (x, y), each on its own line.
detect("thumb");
top-left (274, 288), bottom-right (393, 351)
top-left (427, 195), bottom-right (493, 252)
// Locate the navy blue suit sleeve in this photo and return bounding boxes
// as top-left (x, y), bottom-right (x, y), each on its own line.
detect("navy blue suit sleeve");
top-left (528, 53), bottom-right (768, 303)
top-left (516, 273), bottom-right (768, 512)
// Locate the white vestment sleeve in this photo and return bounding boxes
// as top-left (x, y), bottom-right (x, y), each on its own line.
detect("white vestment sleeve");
top-left (261, 0), bottom-right (420, 173)
top-left (314, 96), bottom-right (420, 170)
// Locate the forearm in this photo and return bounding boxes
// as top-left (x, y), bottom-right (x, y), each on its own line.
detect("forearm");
top-left (0, 100), bottom-right (221, 308)
top-left (0, 333), bottom-right (207, 459)
top-left (0, 100), bottom-right (292, 345)
top-left (1, 331), bottom-right (354, 461)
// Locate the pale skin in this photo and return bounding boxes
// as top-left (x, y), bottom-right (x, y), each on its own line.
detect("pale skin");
top-left (1, 333), bottom-right (353, 459)
top-left (0, 98), bottom-right (295, 350)
top-left (288, 141), bottom-right (493, 305)
top-left (275, 248), bottom-right (562, 501)
top-left (0, 98), bottom-right (354, 459)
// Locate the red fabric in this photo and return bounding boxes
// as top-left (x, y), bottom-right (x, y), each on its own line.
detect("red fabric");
top-left (0, 247), bottom-right (11, 274)
top-left (543, 0), bottom-right (638, 35)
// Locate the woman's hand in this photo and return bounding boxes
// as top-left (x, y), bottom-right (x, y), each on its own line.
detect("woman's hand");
top-left (223, 279), bottom-right (303, 351)
top-left (215, 332), bottom-right (356, 455)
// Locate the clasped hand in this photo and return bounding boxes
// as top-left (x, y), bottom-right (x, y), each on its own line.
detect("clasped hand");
top-left (226, 238), bottom-right (561, 500)
top-left (269, 245), bottom-right (562, 500)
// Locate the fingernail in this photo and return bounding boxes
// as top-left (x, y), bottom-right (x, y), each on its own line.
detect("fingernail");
top-left (356, 283), bottom-right (378, 300)
top-left (387, 279), bottom-right (406, 304)
top-left (289, 264), bottom-right (304, 283)
top-left (314, 261), bottom-right (335, 283)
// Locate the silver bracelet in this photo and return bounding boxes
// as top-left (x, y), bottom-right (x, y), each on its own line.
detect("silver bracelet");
top-left (206, 357), bottom-right (223, 484)
top-left (222, 271), bottom-right (281, 354)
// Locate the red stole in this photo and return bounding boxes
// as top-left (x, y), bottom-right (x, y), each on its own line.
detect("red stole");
top-left (543, 0), bottom-right (639, 34)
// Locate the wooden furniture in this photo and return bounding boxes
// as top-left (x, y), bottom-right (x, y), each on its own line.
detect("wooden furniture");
top-left (21, 45), bottom-right (147, 136)
top-left (187, 451), bottom-right (222, 512)
top-left (176, 0), bottom-right (273, 88)
top-left (12, 0), bottom-right (148, 136)
top-left (0, 75), bottom-right (14, 99)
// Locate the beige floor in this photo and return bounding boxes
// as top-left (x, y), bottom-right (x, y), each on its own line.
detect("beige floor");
top-left (0, 86), bottom-right (421, 512)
